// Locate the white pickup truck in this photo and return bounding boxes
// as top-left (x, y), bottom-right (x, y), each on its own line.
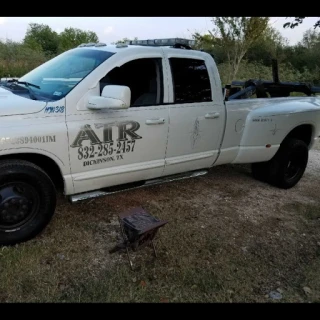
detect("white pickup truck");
top-left (1, 38), bottom-right (320, 245)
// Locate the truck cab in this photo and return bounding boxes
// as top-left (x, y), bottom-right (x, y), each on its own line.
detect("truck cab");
top-left (63, 40), bottom-right (226, 194)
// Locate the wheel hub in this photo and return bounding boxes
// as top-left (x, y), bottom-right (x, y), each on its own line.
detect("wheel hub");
top-left (0, 196), bottom-right (31, 225)
top-left (285, 159), bottom-right (300, 180)
top-left (0, 183), bottom-right (36, 229)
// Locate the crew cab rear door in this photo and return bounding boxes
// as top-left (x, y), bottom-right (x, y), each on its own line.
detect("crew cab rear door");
top-left (162, 51), bottom-right (226, 176)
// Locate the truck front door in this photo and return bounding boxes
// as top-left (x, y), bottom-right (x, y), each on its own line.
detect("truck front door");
top-left (66, 55), bottom-right (169, 194)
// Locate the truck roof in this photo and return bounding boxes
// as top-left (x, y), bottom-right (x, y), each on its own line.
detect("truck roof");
top-left (73, 38), bottom-right (211, 59)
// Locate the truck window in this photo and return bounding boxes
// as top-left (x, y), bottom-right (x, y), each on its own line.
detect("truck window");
top-left (169, 58), bottom-right (212, 104)
top-left (99, 58), bottom-right (163, 107)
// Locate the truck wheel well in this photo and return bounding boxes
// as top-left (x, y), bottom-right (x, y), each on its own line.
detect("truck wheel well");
top-left (283, 124), bottom-right (313, 147)
top-left (0, 153), bottom-right (64, 191)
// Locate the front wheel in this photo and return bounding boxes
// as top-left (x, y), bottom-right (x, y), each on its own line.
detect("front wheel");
top-left (0, 160), bottom-right (56, 246)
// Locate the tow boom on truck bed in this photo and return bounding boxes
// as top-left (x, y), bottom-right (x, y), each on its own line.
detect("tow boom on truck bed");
top-left (226, 59), bottom-right (320, 100)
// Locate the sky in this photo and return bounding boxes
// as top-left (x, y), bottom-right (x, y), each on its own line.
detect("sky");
top-left (0, 17), bottom-right (319, 45)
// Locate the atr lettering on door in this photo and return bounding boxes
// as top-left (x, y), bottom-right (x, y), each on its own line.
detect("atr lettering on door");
top-left (70, 120), bottom-right (142, 167)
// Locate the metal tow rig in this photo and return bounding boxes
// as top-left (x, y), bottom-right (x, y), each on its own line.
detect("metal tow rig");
top-left (225, 59), bottom-right (320, 100)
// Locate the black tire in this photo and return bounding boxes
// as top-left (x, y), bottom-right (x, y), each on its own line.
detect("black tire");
top-left (267, 138), bottom-right (308, 189)
top-left (0, 160), bottom-right (56, 246)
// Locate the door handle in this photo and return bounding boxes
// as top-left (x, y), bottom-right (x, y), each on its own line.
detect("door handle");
top-left (146, 118), bottom-right (166, 125)
top-left (205, 112), bottom-right (220, 119)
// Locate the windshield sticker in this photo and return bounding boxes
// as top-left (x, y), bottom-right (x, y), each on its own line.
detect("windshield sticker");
top-left (70, 121), bottom-right (142, 167)
top-left (53, 91), bottom-right (62, 96)
top-left (44, 106), bottom-right (65, 114)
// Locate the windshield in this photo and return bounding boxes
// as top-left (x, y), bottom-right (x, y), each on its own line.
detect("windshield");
top-left (18, 48), bottom-right (115, 101)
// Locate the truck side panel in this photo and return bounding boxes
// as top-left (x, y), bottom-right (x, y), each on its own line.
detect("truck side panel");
top-left (214, 96), bottom-right (320, 166)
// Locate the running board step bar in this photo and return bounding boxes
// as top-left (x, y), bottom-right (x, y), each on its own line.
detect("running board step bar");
top-left (69, 170), bottom-right (208, 203)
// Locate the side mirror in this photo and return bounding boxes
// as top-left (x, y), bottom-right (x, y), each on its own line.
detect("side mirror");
top-left (87, 85), bottom-right (131, 110)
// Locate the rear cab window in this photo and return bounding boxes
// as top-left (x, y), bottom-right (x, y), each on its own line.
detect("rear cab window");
top-left (169, 58), bottom-right (212, 104)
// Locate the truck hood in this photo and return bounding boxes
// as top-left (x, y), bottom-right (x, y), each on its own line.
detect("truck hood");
top-left (0, 86), bottom-right (47, 116)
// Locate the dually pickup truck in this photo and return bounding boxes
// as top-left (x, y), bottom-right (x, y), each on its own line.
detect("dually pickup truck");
top-left (1, 38), bottom-right (320, 245)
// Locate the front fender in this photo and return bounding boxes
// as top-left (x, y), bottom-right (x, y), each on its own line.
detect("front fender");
top-left (0, 148), bottom-right (74, 195)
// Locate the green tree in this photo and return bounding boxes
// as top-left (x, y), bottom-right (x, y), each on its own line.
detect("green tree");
top-left (0, 40), bottom-right (47, 78)
top-left (194, 17), bottom-right (270, 82)
top-left (279, 29), bottom-right (320, 74)
top-left (194, 24), bottom-right (286, 67)
top-left (193, 33), bottom-right (215, 52)
top-left (300, 28), bottom-right (320, 49)
top-left (193, 32), bottom-right (226, 64)
top-left (58, 27), bottom-right (99, 52)
top-left (23, 23), bottom-right (59, 56)
top-left (296, 29), bottom-right (320, 73)
top-left (245, 26), bottom-right (288, 66)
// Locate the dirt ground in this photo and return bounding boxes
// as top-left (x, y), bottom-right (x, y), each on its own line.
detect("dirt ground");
top-left (1, 141), bottom-right (320, 302)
